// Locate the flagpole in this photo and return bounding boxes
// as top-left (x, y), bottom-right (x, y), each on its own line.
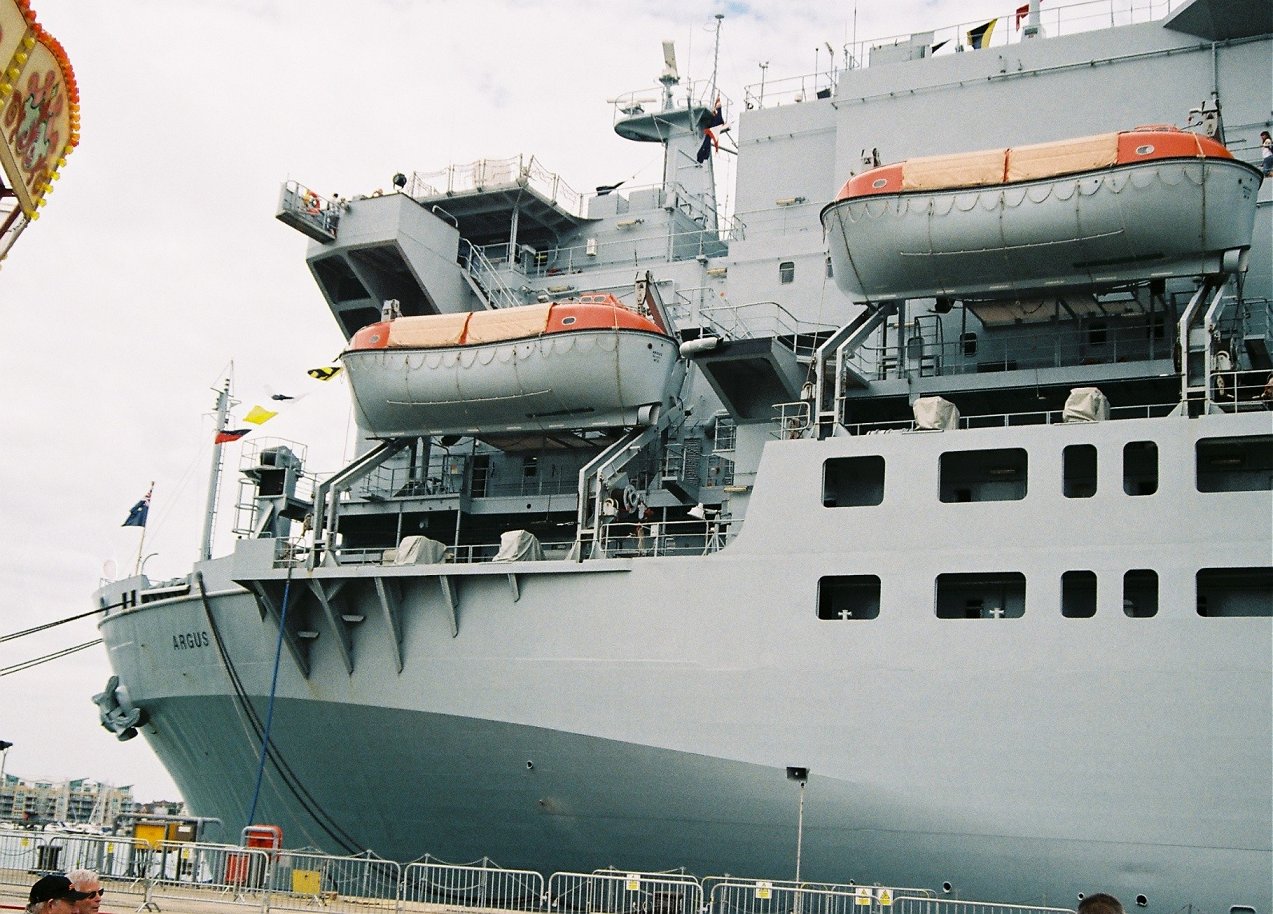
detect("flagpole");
top-left (201, 379), bottom-right (232, 562)
top-left (132, 481), bottom-right (154, 577)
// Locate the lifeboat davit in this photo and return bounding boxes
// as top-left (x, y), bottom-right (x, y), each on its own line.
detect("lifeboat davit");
top-left (821, 127), bottom-right (1262, 302)
top-left (342, 294), bottom-right (681, 438)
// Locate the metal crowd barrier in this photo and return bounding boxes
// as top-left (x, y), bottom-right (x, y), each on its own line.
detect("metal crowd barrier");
top-left (708, 878), bottom-right (935, 914)
top-left (266, 849), bottom-right (401, 914)
top-left (891, 897), bottom-right (1075, 914)
top-left (547, 870), bottom-right (702, 914)
top-left (0, 828), bottom-right (1076, 914)
top-left (402, 857), bottom-right (544, 913)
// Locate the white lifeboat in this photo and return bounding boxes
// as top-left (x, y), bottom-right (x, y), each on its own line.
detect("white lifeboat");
top-left (821, 127), bottom-right (1262, 302)
top-left (341, 294), bottom-right (681, 438)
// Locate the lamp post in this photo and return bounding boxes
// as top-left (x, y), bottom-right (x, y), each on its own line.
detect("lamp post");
top-left (787, 766), bottom-right (809, 914)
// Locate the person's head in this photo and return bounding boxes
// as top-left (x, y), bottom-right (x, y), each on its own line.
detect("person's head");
top-left (65, 870), bottom-right (103, 914)
top-left (1077, 894), bottom-right (1125, 914)
top-left (1262, 131), bottom-right (1271, 141)
top-left (27, 875), bottom-right (90, 914)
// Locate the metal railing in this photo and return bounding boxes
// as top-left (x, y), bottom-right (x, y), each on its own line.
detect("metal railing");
top-left (744, 0), bottom-right (1182, 108)
top-left (548, 869), bottom-right (703, 914)
top-left (402, 857), bottom-right (545, 913)
top-left (404, 156), bottom-right (586, 218)
top-left (708, 879), bottom-right (935, 914)
top-left (0, 828), bottom-right (1076, 914)
top-left (278, 180), bottom-right (340, 238)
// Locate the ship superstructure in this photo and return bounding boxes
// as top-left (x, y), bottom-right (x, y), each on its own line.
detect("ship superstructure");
top-left (95, 0), bottom-right (1271, 908)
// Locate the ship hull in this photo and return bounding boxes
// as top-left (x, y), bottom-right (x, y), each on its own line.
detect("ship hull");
top-left (98, 413), bottom-right (1273, 909)
top-left (822, 158), bottom-right (1262, 301)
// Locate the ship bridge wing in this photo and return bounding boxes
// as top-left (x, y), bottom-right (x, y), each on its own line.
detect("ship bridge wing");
top-left (412, 170), bottom-right (596, 248)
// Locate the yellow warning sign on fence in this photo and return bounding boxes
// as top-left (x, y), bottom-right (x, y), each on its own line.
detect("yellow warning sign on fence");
top-left (755, 882), bottom-right (772, 900)
top-left (878, 890), bottom-right (893, 906)
top-left (854, 888), bottom-right (872, 905)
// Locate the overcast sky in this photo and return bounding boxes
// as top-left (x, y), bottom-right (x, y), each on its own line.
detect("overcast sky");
top-left (1, 0), bottom-right (1118, 804)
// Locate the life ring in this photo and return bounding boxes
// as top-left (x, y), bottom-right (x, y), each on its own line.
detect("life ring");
top-left (302, 190), bottom-right (321, 214)
top-left (622, 485), bottom-right (640, 512)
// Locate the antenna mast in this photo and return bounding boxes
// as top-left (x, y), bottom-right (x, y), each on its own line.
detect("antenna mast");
top-left (201, 378), bottom-right (232, 561)
top-left (709, 13), bottom-right (724, 103)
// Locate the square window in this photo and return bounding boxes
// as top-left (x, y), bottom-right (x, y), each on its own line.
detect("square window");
top-left (818, 575), bottom-right (881, 619)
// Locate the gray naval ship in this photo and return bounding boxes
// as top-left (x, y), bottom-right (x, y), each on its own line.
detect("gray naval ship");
top-left (94, 0), bottom-right (1272, 908)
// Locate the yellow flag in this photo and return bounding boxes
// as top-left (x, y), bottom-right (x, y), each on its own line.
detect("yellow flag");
top-left (308, 366), bottom-right (342, 381)
top-left (244, 405), bottom-right (278, 425)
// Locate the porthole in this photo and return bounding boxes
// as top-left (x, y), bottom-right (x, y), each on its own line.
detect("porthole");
top-left (561, 316), bottom-right (577, 325)
top-left (872, 178), bottom-right (888, 189)
top-left (1135, 144), bottom-right (1154, 155)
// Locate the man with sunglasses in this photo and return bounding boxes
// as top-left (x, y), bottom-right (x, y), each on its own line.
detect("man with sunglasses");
top-left (66, 871), bottom-right (103, 914)
top-left (26, 875), bottom-right (91, 914)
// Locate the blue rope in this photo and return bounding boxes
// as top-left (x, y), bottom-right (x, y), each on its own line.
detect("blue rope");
top-left (247, 571), bottom-right (291, 825)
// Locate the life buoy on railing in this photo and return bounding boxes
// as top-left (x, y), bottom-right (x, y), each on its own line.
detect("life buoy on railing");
top-left (302, 190), bottom-right (321, 214)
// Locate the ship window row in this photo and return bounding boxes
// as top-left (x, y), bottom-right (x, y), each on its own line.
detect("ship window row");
top-left (822, 435), bottom-right (1271, 506)
top-left (817, 567), bottom-right (1273, 619)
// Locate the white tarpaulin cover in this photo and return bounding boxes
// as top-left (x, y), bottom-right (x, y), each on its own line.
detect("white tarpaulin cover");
top-left (1063, 387), bottom-right (1110, 422)
top-left (492, 530), bottom-right (545, 562)
top-left (391, 535), bottom-right (449, 565)
top-left (913, 396), bottom-right (960, 430)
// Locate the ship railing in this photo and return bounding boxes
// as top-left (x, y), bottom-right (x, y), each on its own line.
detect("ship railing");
top-left (774, 401), bottom-right (814, 439)
top-left (402, 858), bottom-right (545, 913)
top-left (469, 224), bottom-right (730, 284)
top-left (359, 460), bottom-right (580, 502)
top-left (707, 879), bottom-right (936, 914)
top-left (277, 180), bottom-right (340, 241)
top-left (547, 869), bottom-right (703, 914)
top-left (890, 897), bottom-right (1074, 914)
top-left (853, 316), bottom-right (1175, 383)
top-left (593, 516), bottom-right (734, 558)
top-left (460, 238), bottom-right (525, 309)
top-left (743, 0), bottom-right (1182, 108)
top-left (405, 155), bottom-right (587, 218)
top-left (308, 516), bottom-right (736, 569)
top-left (609, 80), bottom-right (729, 128)
top-left (693, 300), bottom-right (837, 358)
top-left (838, 400), bottom-right (1183, 436)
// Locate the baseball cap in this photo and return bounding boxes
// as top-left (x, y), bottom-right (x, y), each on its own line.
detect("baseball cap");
top-left (28, 875), bottom-right (90, 905)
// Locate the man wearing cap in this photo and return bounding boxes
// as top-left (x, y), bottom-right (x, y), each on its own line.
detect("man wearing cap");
top-left (66, 870), bottom-right (103, 914)
top-left (27, 875), bottom-right (90, 914)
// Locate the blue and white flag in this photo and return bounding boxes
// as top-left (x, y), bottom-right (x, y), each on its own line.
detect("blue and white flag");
top-left (122, 488), bottom-right (152, 528)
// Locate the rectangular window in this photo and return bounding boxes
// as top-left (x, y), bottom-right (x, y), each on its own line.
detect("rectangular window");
top-left (1122, 441), bottom-right (1158, 496)
top-left (823, 456), bottom-right (885, 507)
top-left (1123, 569), bottom-right (1158, 617)
top-left (939, 448), bottom-right (1028, 502)
top-left (779, 261), bottom-right (795, 284)
top-left (1196, 567), bottom-right (1273, 617)
top-left (818, 575), bottom-right (881, 620)
top-left (1063, 444), bottom-right (1097, 498)
top-left (1196, 435), bottom-right (1273, 492)
top-left (936, 572), bottom-right (1025, 618)
top-left (1061, 570), bottom-right (1097, 617)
